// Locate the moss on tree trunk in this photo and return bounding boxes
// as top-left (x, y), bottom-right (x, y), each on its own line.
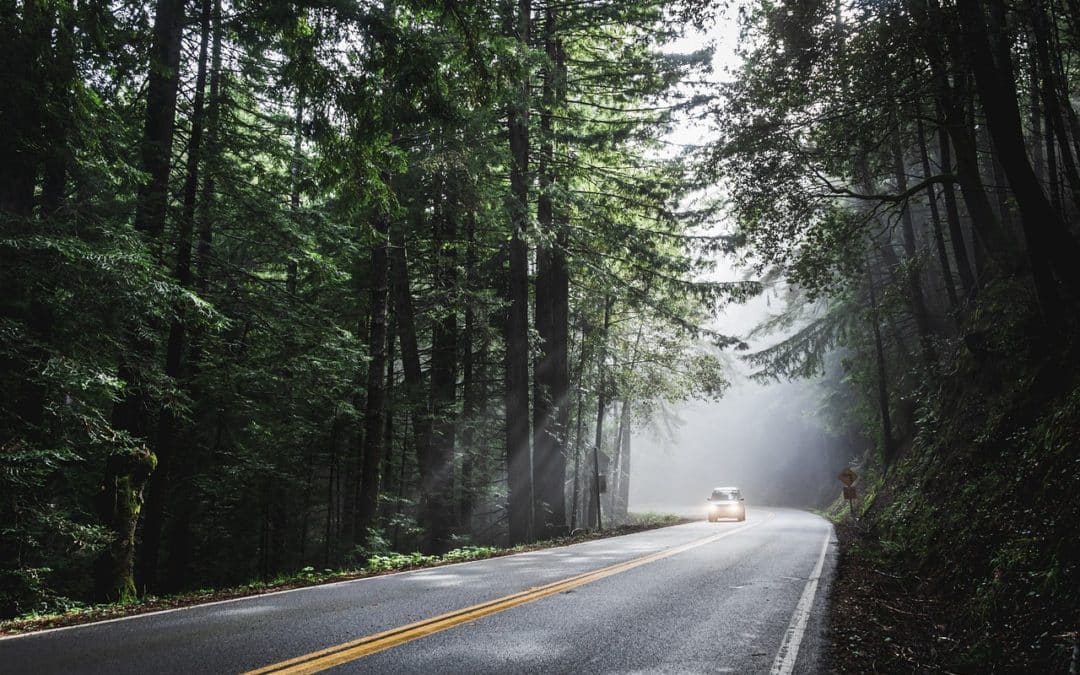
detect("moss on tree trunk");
top-left (95, 447), bottom-right (156, 602)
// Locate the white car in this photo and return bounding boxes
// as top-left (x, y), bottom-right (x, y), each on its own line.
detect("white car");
top-left (706, 486), bottom-right (746, 522)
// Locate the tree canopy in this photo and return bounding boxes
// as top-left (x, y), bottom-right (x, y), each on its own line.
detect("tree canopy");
top-left (0, 0), bottom-right (739, 614)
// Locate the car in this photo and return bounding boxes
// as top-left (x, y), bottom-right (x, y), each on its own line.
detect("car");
top-left (706, 486), bottom-right (746, 522)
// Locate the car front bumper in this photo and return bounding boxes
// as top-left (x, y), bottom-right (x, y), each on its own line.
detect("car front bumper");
top-left (708, 503), bottom-right (745, 519)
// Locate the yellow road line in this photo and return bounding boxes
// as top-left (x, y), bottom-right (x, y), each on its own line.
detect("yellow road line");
top-left (245, 513), bottom-right (774, 675)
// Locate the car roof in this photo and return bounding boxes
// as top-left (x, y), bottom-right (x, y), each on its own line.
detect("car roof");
top-left (712, 486), bottom-right (740, 491)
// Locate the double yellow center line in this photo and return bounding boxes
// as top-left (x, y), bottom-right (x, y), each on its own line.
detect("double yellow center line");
top-left (246, 514), bottom-right (773, 674)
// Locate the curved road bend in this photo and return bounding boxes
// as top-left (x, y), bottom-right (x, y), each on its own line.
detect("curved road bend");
top-left (0, 508), bottom-right (835, 674)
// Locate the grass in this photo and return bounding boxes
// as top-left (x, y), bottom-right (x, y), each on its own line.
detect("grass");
top-left (0, 511), bottom-right (688, 636)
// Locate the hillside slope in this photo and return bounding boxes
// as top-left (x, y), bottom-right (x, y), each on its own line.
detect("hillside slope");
top-left (827, 295), bottom-right (1080, 672)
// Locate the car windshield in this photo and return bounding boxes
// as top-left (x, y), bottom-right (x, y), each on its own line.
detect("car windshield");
top-left (711, 491), bottom-right (738, 501)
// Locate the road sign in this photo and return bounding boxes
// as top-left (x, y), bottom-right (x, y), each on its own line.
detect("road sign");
top-left (838, 467), bottom-right (857, 486)
top-left (843, 486), bottom-right (857, 500)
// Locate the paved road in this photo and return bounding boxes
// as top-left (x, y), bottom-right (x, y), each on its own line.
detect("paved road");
top-left (0, 508), bottom-right (835, 674)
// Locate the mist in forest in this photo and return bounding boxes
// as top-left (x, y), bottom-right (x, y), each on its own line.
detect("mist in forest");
top-left (628, 286), bottom-right (853, 515)
top-left (628, 376), bottom-right (851, 515)
top-left (626, 15), bottom-right (852, 516)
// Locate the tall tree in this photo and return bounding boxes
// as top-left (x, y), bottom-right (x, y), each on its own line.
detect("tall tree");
top-left (504, 0), bottom-right (534, 545)
top-left (101, 0), bottom-right (186, 600)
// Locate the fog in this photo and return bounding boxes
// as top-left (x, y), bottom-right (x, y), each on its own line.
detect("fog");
top-left (627, 283), bottom-right (852, 515)
top-left (629, 377), bottom-right (849, 514)
top-left (620, 7), bottom-right (853, 517)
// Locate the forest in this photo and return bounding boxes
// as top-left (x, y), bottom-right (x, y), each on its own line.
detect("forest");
top-left (3, 0), bottom-right (1080, 668)
top-left (1, 0), bottom-right (743, 614)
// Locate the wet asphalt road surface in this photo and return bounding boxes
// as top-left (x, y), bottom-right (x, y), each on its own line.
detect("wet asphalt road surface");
top-left (0, 507), bottom-right (835, 674)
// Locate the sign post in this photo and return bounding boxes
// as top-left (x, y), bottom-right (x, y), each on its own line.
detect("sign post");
top-left (838, 468), bottom-right (858, 520)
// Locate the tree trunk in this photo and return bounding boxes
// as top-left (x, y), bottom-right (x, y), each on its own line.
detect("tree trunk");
top-left (888, 110), bottom-right (938, 366)
top-left (95, 448), bottom-right (157, 602)
top-left (953, 89), bottom-right (1008, 274)
top-left (194, 0), bottom-right (223, 295)
top-left (161, 0), bottom-right (222, 588)
top-left (356, 199), bottom-right (392, 539)
top-left (588, 297), bottom-right (611, 531)
top-left (569, 325), bottom-right (588, 531)
top-left (133, 0), bottom-right (185, 247)
top-left (0, 1), bottom-right (47, 219)
top-left (102, 0), bottom-right (185, 598)
top-left (1029, 33), bottom-right (1046, 183)
top-left (287, 80), bottom-right (305, 295)
top-left (504, 0), bottom-right (533, 545)
top-left (381, 309), bottom-right (396, 518)
top-left (957, 0), bottom-right (1080, 316)
top-left (935, 107), bottom-right (977, 299)
top-left (915, 111), bottom-right (960, 313)
top-left (324, 418), bottom-right (341, 567)
top-left (390, 212), bottom-right (437, 548)
top-left (41, 6), bottom-right (75, 217)
top-left (532, 3), bottom-right (569, 538)
top-left (551, 35), bottom-right (572, 533)
top-left (987, 138), bottom-right (1018, 237)
top-left (611, 317), bottom-right (644, 519)
top-left (428, 180), bottom-right (458, 553)
top-left (866, 269), bottom-right (896, 468)
top-left (140, 0), bottom-right (213, 593)
top-left (4, 5), bottom-right (68, 493)
top-left (1045, 83), bottom-right (1065, 215)
top-left (919, 0), bottom-right (1012, 274)
top-left (967, 96), bottom-right (991, 283)
top-left (1031, 0), bottom-right (1080, 210)
top-left (460, 211), bottom-right (481, 529)
top-left (612, 400), bottom-right (632, 520)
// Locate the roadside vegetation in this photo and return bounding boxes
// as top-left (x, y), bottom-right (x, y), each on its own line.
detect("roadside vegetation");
top-left (0, 512), bottom-right (685, 636)
top-left (824, 333), bottom-right (1080, 672)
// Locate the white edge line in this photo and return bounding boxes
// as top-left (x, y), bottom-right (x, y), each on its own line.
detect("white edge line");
top-left (769, 526), bottom-right (833, 675)
top-left (0, 515), bottom-right (759, 642)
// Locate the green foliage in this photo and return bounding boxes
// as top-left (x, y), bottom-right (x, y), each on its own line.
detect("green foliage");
top-left (622, 512), bottom-right (683, 528)
top-left (833, 350), bottom-right (1080, 668)
top-left (366, 552), bottom-right (437, 572)
top-left (0, 0), bottom-right (749, 616)
top-left (440, 546), bottom-right (499, 564)
top-left (365, 547), bottom-right (498, 572)
top-left (349, 528), bottom-right (394, 566)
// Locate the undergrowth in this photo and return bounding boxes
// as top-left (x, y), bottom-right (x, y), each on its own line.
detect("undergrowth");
top-left (827, 283), bottom-right (1080, 672)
